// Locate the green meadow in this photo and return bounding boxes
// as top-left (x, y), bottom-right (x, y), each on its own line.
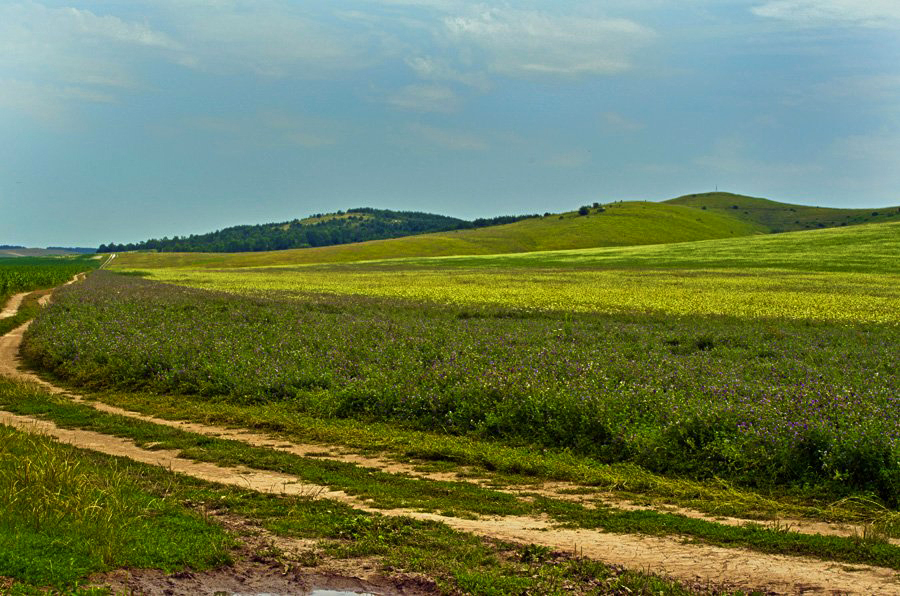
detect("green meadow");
top-left (4, 199), bottom-right (900, 593)
top-left (30, 218), bottom-right (899, 502)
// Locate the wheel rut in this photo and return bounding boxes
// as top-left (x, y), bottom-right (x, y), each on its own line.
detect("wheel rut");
top-left (0, 292), bottom-right (27, 319)
top-left (1, 278), bottom-right (899, 595)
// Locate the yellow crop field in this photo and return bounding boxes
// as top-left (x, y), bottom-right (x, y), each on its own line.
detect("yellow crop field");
top-left (145, 267), bottom-right (900, 324)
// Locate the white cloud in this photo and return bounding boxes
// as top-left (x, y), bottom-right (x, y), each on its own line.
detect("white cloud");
top-left (752, 1), bottom-right (900, 28)
top-left (187, 111), bottom-right (341, 149)
top-left (832, 131), bottom-right (900, 164)
top-left (389, 84), bottom-right (461, 112)
top-left (442, 7), bottom-right (655, 77)
top-left (410, 123), bottom-right (488, 150)
top-left (160, 3), bottom-right (373, 76)
top-left (544, 150), bottom-right (591, 168)
top-left (695, 136), bottom-right (823, 176)
top-left (602, 111), bottom-right (645, 132)
top-left (0, 2), bottom-right (181, 122)
top-left (405, 56), bottom-right (490, 89)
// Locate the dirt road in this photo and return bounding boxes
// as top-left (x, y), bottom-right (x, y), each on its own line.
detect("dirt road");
top-left (0, 292), bottom-right (27, 319)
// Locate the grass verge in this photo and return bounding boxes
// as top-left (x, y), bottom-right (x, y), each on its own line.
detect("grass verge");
top-left (0, 290), bottom-right (47, 336)
top-left (80, 386), bottom-right (900, 528)
top-left (0, 425), bottom-right (233, 592)
top-left (0, 423), bottom-right (724, 596)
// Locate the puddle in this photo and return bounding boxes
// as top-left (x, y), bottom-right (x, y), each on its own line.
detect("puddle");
top-left (229, 591), bottom-right (375, 596)
top-left (92, 567), bottom-right (411, 596)
top-left (229, 590), bottom-right (376, 596)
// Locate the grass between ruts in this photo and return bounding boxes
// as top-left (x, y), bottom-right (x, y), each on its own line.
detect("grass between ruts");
top-left (2, 379), bottom-right (900, 573)
top-left (0, 423), bottom-right (718, 596)
top-left (69, 386), bottom-right (900, 529)
top-left (0, 290), bottom-right (50, 337)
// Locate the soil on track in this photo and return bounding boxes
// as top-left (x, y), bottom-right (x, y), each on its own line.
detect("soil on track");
top-left (0, 292), bottom-right (27, 319)
top-left (2, 278), bottom-right (900, 594)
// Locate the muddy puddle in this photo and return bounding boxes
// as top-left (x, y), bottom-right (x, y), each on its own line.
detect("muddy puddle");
top-left (91, 565), bottom-right (431, 595)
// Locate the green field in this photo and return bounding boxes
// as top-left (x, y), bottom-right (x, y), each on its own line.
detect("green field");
top-left (0, 256), bottom-right (100, 305)
top-left (131, 221), bottom-right (900, 324)
top-left (109, 202), bottom-right (761, 270)
top-left (5, 208), bottom-right (900, 593)
top-left (28, 220), bottom-right (900, 500)
top-left (107, 193), bottom-right (900, 272)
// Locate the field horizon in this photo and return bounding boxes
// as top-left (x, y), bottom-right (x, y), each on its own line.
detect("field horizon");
top-left (106, 192), bottom-right (900, 270)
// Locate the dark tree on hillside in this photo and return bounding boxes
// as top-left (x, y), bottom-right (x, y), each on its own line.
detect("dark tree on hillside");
top-left (96, 208), bottom-right (539, 253)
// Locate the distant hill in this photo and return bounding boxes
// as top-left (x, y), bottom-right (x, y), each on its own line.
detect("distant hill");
top-left (46, 246), bottom-right (97, 254)
top-left (110, 201), bottom-right (760, 269)
top-left (0, 247), bottom-right (83, 258)
top-left (665, 192), bottom-right (900, 233)
top-left (97, 208), bottom-right (535, 254)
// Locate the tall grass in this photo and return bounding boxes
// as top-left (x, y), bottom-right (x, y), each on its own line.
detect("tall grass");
top-left (22, 272), bottom-right (900, 504)
top-left (0, 425), bottom-right (232, 588)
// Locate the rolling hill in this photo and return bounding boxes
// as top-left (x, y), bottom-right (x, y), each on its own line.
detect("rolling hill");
top-left (97, 208), bottom-right (533, 254)
top-left (109, 201), bottom-right (760, 269)
top-left (0, 248), bottom-right (89, 258)
top-left (666, 192), bottom-right (900, 233)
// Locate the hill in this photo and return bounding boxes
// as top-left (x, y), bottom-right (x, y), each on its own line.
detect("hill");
top-left (97, 208), bottom-right (534, 254)
top-left (0, 248), bottom-right (84, 258)
top-left (665, 192), bottom-right (900, 233)
top-left (46, 246), bottom-right (97, 254)
top-left (109, 201), bottom-right (760, 269)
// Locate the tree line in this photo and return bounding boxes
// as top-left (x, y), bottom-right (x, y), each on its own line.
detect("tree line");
top-left (98, 208), bottom-right (539, 253)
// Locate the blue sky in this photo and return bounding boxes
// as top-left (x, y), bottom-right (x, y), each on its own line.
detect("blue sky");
top-left (1, 0), bottom-right (899, 247)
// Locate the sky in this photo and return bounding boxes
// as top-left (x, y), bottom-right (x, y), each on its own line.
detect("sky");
top-left (1, 1), bottom-right (899, 247)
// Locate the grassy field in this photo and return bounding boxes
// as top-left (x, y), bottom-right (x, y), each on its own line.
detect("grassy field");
top-left (666, 191), bottom-right (900, 233)
top-left (109, 202), bottom-right (761, 269)
top-left (25, 216), bottom-right (900, 503)
top-left (0, 256), bottom-right (99, 305)
top-left (6, 214), bottom-right (900, 593)
top-left (0, 399), bottom-right (716, 596)
top-left (129, 221), bottom-right (900, 324)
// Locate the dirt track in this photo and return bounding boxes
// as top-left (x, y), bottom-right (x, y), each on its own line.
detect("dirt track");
top-left (2, 279), bottom-right (900, 594)
top-left (0, 292), bottom-right (27, 319)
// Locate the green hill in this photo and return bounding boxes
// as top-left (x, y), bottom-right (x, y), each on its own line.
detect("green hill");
top-left (110, 202), bottom-right (759, 270)
top-left (97, 208), bottom-right (533, 254)
top-left (0, 248), bottom-right (84, 258)
top-left (665, 192), bottom-right (900, 233)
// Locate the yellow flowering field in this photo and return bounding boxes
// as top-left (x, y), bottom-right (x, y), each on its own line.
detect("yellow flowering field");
top-left (144, 267), bottom-right (900, 324)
